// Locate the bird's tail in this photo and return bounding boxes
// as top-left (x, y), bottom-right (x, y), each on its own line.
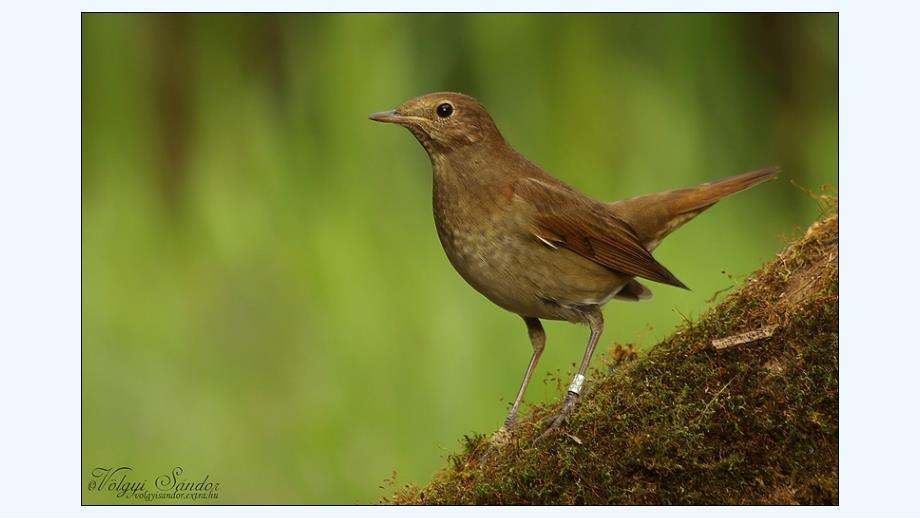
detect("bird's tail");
top-left (607, 166), bottom-right (780, 251)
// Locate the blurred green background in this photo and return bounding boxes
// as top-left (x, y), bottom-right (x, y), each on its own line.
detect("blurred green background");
top-left (82, 13), bottom-right (837, 503)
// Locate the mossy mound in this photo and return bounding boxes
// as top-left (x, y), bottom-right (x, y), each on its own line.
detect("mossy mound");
top-left (390, 210), bottom-right (838, 505)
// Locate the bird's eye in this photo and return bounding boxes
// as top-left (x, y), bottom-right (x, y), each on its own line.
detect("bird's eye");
top-left (436, 103), bottom-right (453, 118)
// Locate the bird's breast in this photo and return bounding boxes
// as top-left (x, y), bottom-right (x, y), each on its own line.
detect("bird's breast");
top-left (432, 177), bottom-right (527, 303)
top-left (431, 178), bottom-right (626, 321)
top-left (432, 182), bottom-right (508, 284)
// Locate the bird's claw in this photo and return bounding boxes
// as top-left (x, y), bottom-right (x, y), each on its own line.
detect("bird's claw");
top-left (537, 392), bottom-right (579, 442)
top-left (491, 424), bottom-right (514, 446)
top-left (479, 423), bottom-right (514, 464)
top-left (482, 390), bottom-right (582, 460)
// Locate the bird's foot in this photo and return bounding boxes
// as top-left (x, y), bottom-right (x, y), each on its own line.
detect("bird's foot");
top-left (491, 423), bottom-right (514, 446)
top-left (537, 391), bottom-right (579, 442)
top-left (478, 422), bottom-right (516, 464)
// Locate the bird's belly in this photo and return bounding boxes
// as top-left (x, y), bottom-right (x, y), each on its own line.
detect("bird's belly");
top-left (435, 219), bottom-right (627, 321)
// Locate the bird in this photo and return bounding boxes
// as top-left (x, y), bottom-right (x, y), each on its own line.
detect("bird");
top-left (369, 92), bottom-right (778, 445)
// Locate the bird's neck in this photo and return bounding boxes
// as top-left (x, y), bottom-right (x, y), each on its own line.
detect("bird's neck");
top-left (430, 139), bottom-right (526, 189)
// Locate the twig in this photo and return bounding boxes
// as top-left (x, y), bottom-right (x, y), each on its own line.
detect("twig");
top-left (693, 375), bottom-right (737, 425)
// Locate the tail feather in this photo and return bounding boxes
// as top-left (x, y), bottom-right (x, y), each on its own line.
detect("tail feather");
top-left (608, 166), bottom-right (779, 250)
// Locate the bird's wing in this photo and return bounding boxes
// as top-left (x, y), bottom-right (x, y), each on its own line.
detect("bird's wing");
top-left (512, 177), bottom-right (688, 289)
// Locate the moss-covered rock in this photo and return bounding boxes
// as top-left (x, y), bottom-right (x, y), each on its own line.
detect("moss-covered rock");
top-left (389, 209), bottom-right (839, 505)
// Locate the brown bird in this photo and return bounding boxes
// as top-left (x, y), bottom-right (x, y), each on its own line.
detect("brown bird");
top-left (369, 92), bottom-right (778, 444)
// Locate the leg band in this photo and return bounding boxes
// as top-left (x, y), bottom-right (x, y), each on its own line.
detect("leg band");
top-left (568, 374), bottom-right (586, 395)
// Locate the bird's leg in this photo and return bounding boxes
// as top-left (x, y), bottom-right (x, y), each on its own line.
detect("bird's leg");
top-left (538, 310), bottom-right (604, 441)
top-left (480, 317), bottom-right (545, 462)
top-left (501, 317), bottom-right (546, 435)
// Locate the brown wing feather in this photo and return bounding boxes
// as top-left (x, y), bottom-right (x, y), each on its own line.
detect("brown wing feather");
top-left (514, 177), bottom-right (688, 289)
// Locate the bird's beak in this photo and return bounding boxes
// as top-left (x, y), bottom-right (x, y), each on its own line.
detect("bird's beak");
top-left (368, 110), bottom-right (403, 124)
top-left (368, 110), bottom-right (416, 126)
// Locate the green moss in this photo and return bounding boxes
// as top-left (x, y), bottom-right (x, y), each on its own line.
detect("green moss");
top-left (388, 209), bottom-right (838, 505)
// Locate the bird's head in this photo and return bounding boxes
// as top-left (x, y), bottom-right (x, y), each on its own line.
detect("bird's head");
top-left (369, 92), bottom-right (503, 154)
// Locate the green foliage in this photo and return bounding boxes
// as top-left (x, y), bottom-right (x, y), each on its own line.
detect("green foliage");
top-left (82, 13), bottom-right (837, 503)
top-left (391, 209), bottom-right (838, 504)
